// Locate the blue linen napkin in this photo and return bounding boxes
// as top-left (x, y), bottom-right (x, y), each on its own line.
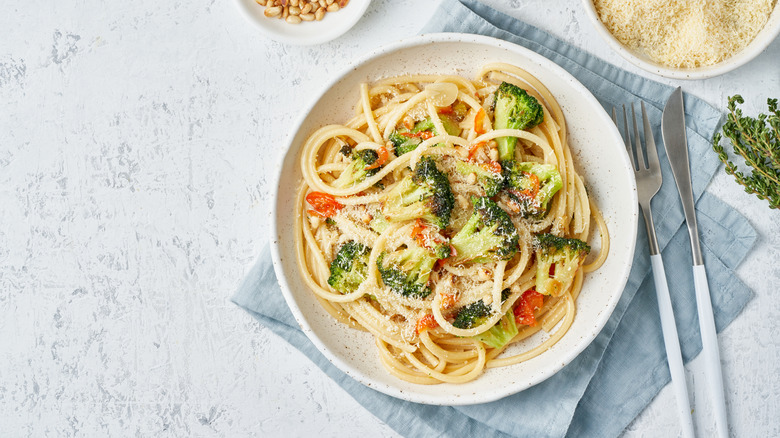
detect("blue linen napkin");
top-left (232, 1), bottom-right (758, 436)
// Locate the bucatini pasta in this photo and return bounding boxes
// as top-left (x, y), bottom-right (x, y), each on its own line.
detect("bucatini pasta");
top-left (294, 62), bottom-right (609, 384)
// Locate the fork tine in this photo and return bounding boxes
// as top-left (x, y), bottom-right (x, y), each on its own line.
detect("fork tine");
top-left (622, 105), bottom-right (637, 170)
top-left (631, 103), bottom-right (647, 169)
top-left (641, 102), bottom-right (661, 174)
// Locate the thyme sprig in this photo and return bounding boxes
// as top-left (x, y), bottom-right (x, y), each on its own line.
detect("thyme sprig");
top-left (712, 95), bottom-right (780, 209)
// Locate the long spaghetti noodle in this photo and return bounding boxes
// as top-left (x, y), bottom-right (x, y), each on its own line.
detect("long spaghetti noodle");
top-left (295, 63), bottom-right (609, 384)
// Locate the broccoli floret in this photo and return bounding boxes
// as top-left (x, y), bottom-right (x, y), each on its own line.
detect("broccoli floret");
top-left (409, 118), bottom-right (435, 134)
top-left (473, 310), bottom-right (518, 349)
top-left (332, 149), bottom-right (380, 188)
top-left (449, 196), bottom-right (520, 264)
top-left (452, 299), bottom-right (492, 329)
top-left (431, 241), bottom-right (452, 260)
top-left (501, 288), bottom-right (512, 302)
top-left (412, 115), bottom-right (461, 137)
top-left (452, 296), bottom-right (518, 348)
top-left (493, 82), bottom-right (544, 162)
top-left (327, 241), bottom-right (371, 294)
top-left (389, 115), bottom-right (461, 156)
top-left (377, 244), bottom-right (442, 299)
top-left (454, 159), bottom-right (505, 197)
top-left (503, 160), bottom-right (563, 219)
top-left (383, 156), bottom-right (455, 229)
top-left (534, 233), bottom-right (590, 297)
top-left (411, 219), bottom-right (452, 258)
top-left (388, 132), bottom-right (423, 156)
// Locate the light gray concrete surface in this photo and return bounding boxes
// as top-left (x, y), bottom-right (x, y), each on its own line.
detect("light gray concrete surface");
top-left (1, 0), bottom-right (778, 436)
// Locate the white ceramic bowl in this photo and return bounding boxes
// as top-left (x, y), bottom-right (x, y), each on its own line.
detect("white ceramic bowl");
top-left (234, 0), bottom-right (371, 45)
top-left (582, 0), bottom-right (780, 80)
top-left (270, 33), bottom-right (638, 405)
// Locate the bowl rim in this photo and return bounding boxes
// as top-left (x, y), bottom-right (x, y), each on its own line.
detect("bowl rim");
top-left (233, 0), bottom-right (372, 46)
top-left (581, 0), bottom-right (780, 80)
top-left (269, 32), bottom-right (638, 405)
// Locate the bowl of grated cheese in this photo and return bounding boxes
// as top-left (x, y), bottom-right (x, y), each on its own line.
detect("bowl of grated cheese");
top-left (583, 0), bottom-right (780, 79)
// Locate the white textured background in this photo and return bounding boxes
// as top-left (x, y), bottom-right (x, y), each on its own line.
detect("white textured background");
top-left (1, 0), bottom-right (778, 436)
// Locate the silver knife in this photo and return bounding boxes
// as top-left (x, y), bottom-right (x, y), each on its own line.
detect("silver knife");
top-left (662, 87), bottom-right (729, 438)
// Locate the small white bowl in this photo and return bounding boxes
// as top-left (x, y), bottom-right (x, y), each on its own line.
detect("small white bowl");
top-left (582, 0), bottom-right (780, 79)
top-left (234, 0), bottom-right (371, 45)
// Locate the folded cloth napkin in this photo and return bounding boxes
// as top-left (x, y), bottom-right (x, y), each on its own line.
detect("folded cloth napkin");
top-left (232, 1), bottom-right (758, 436)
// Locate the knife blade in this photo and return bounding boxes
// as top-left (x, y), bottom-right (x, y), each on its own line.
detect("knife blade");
top-left (661, 87), bottom-right (729, 438)
top-left (661, 87), bottom-right (703, 264)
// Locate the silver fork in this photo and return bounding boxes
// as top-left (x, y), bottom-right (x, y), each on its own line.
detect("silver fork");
top-left (613, 103), bottom-right (695, 438)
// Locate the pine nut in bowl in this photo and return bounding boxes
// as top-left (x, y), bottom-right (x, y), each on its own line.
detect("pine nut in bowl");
top-left (234, 0), bottom-right (371, 45)
top-left (582, 0), bottom-right (780, 79)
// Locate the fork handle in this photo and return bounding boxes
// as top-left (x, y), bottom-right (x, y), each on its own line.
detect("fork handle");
top-left (693, 264), bottom-right (729, 438)
top-left (651, 255), bottom-right (695, 438)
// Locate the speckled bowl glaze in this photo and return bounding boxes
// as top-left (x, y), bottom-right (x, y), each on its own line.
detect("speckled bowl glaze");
top-left (581, 0), bottom-right (780, 80)
top-left (270, 33), bottom-right (638, 405)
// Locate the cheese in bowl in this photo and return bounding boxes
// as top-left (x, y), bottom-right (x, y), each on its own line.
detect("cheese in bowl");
top-left (584, 0), bottom-right (780, 78)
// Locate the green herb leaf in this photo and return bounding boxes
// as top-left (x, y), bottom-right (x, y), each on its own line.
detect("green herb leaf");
top-left (712, 95), bottom-right (780, 209)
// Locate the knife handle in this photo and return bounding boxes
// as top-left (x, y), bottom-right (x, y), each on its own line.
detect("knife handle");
top-left (651, 255), bottom-right (695, 438)
top-left (693, 264), bottom-right (729, 438)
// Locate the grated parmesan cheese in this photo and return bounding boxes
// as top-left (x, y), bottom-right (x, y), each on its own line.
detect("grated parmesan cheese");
top-left (593, 0), bottom-right (777, 68)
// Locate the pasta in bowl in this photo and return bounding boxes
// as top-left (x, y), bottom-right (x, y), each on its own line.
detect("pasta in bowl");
top-left (272, 34), bottom-right (637, 404)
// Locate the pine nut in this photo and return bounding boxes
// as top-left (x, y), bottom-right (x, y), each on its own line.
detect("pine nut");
top-left (467, 172), bottom-right (477, 184)
top-left (477, 268), bottom-right (492, 282)
top-left (259, 0), bottom-right (345, 23)
top-left (264, 5), bottom-right (282, 16)
top-left (457, 194), bottom-right (469, 209)
top-left (489, 148), bottom-right (499, 161)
